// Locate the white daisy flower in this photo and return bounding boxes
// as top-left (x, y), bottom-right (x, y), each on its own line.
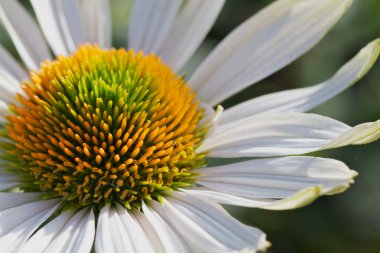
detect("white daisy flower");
top-left (0, 0), bottom-right (379, 252)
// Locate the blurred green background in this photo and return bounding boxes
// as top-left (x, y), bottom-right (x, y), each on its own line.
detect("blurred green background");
top-left (6, 0), bottom-right (380, 252)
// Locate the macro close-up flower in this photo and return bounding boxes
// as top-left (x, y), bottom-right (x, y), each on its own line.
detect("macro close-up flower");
top-left (0, 0), bottom-right (379, 252)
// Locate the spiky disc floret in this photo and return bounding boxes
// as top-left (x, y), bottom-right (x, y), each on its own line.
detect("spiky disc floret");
top-left (3, 45), bottom-right (206, 208)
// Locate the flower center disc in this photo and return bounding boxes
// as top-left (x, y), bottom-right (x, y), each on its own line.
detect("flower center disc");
top-left (3, 45), bottom-right (206, 208)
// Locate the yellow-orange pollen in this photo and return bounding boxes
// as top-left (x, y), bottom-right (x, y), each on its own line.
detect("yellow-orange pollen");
top-left (3, 45), bottom-right (206, 207)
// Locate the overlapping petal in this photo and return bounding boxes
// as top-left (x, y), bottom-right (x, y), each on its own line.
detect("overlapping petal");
top-left (189, 0), bottom-right (352, 105)
top-left (141, 201), bottom-right (194, 253)
top-left (0, 174), bottom-right (19, 191)
top-left (199, 112), bottom-right (350, 157)
top-left (0, 196), bottom-right (60, 252)
top-left (80, 0), bottom-right (112, 48)
top-left (0, 162), bottom-right (21, 190)
top-left (148, 192), bottom-right (268, 253)
top-left (159, 0), bottom-right (225, 71)
top-left (128, 0), bottom-right (181, 54)
top-left (0, 45), bottom-right (27, 104)
top-left (30, 0), bottom-right (86, 56)
top-left (187, 156), bottom-right (356, 210)
top-left (220, 38), bottom-right (380, 123)
top-left (0, 0), bottom-right (51, 70)
top-left (95, 204), bottom-right (156, 253)
top-left (0, 192), bottom-right (43, 210)
top-left (20, 208), bottom-right (95, 253)
top-left (325, 120), bottom-right (380, 148)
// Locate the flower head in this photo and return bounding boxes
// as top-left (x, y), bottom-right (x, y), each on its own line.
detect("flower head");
top-left (0, 0), bottom-right (379, 252)
top-left (5, 46), bottom-right (206, 208)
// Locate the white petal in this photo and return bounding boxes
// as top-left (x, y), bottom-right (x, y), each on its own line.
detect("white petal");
top-left (0, 44), bottom-right (27, 83)
top-left (128, 0), bottom-right (181, 54)
top-left (132, 209), bottom-right (166, 253)
top-left (97, 205), bottom-right (157, 253)
top-left (150, 192), bottom-right (268, 252)
top-left (108, 206), bottom-right (135, 252)
top-left (0, 0), bottom-right (51, 70)
top-left (198, 112), bottom-right (350, 157)
top-left (0, 164), bottom-right (20, 189)
top-left (21, 208), bottom-right (94, 253)
top-left (97, 205), bottom-right (155, 253)
top-left (0, 192), bottom-right (42, 211)
top-left (0, 45), bottom-right (27, 103)
top-left (220, 38), bottom-right (380, 123)
top-left (31, 0), bottom-right (86, 56)
top-left (65, 209), bottom-right (95, 253)
top-left (189, 0), bottom-right (352, 105)
top-left (324, 120), bottom-right (380, 148)
top-left (0, 161), bottom-right (22, 189)
top-left (80, 0), bottom-right (112, 48)
top-left (197, 103), bottom-right (223, 135)
top-left (185, 187), bottom-right (322, 211)
top-left (0, 100), bottom-right (10, 121)
top-left (95, 205), bottom-right (116, 253)
top-left (114, 205), bottom-right (156, 253)
top-left (0, 198), bottom-right (60, 252)
top-left (187, 156), bottom-right (356, 209)
top-left (0, 182), bottom-right (19, 191)
top-left (159, 0), bottom-right (225, 71)
top-left (0, 175), bottom-right (19, 190)
top-left (20, 210), bottom-right (75, 252)
top-left (142, 201), bottom-right (194, 253)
